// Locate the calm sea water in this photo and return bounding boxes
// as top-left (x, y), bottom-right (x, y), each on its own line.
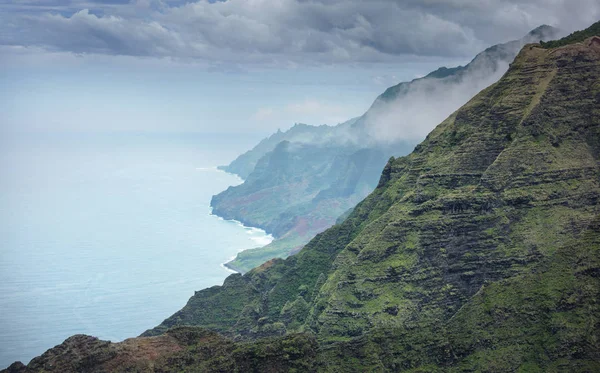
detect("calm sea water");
top-left (0, 132), bottom-right (271, 368)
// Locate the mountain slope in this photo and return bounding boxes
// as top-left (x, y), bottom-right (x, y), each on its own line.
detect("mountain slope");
top-left (146, 32), bottom-right (600, 344)
top-left (213, 26), bottom-right (560, 273)
top-left (213, 141), bottom-right (409, 272)
top-left (219, 121), bottom-right (357, 180)
top-left (308, 35), bottom-right (600, 343)
top-left (6, 27), bottom-right (600, 373)
top-left (370, 25), bottom-right (557, 107)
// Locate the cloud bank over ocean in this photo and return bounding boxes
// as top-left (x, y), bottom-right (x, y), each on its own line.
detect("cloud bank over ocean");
top-left (1, 0), bottom-right (599, 65)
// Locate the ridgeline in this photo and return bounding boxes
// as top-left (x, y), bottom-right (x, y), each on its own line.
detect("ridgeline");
top-left (5, 24), bottom-right (600, 373)
top-left (213, 26), bottom-right (560, 273)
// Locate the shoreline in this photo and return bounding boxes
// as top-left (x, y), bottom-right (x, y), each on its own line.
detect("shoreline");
top-left (209, 168), bottom-right (275, 275)
top-left (209, 209), bottom-right (274, 274)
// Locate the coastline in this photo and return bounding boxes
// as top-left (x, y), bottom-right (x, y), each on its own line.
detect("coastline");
top-left (209, 168), bottom-right (275, 275)
top-left (210, 210), bottom-right (274, 274)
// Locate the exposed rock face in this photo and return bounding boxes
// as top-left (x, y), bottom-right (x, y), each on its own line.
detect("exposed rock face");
top-left (3, 328), bottom-right (318, 373)
top-left (6, 30), bottom-right (600, 373)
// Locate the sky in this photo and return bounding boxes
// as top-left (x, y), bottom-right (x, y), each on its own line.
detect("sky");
top-left (1, 0), bottom-right (599, 137)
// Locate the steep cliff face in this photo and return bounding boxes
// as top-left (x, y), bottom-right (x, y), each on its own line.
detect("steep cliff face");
top-left (317, 214), bottom-right (600, 371)
top-left (212, 141), bottom-right (394, 239)
top-left (310, 35), bottom-right (600, 344)
top-left (6, 30), bottom-right (600, 373)
top-left (212, 26), bottom-right (560, 273)
top-left (212, 141), bottom-right (406, 272)
top-left (147, 34), bottom-right (600, 345)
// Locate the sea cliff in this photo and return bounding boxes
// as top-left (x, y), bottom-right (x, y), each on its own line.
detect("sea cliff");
top-left (5, 24), bottom-right (600, 373)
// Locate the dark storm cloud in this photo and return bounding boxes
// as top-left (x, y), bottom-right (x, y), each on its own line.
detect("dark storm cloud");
top-left (1, 0), bottom-right (599, 64)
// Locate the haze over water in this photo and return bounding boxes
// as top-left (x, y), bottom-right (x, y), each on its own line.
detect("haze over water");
top-left (0, 132), bottom-right (271, 368)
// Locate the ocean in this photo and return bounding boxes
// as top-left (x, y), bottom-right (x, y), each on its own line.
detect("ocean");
top-left (0, 132), bottom-right (271, 368)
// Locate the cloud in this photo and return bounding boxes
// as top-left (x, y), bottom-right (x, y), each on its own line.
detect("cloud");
top-left (1, 0), bottom-right (599, 65)
top-left (23, 9), bottom-right (184, 56)
top-left (364, 65), bottom-right (510, 142)
top-left (357, 22), bottom-right (566, 143)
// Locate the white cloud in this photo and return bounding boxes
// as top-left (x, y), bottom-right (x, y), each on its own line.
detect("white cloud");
top-left (364, 61), bottom-right (512, 142)
top-left (2, 0), bottom-right (598, 65)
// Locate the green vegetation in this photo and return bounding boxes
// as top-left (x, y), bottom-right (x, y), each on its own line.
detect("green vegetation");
top-left (213, 140), bottom-right (407, 273)
top-left (5, 327), bottom-right (319, 373)
top-left (212, 26), bottom-right (560, 273)
top-left (7, 22), bottom-right (600, 373)
top-left (219, 122), bottom-right (347, 180)
top-left (541, 20), bottom-right (600, 48)
top-left (146, 25), bottom-right (600, 370)
top-left (225, 234), bottom-right (306, 273)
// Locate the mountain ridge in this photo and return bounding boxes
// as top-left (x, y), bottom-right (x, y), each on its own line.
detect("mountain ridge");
top-left (212, 25), bottom-right (561, 273)
top-left (143, 31), bottom-right (600, 368)
top-left (5, 26), bottom-right (600, 373)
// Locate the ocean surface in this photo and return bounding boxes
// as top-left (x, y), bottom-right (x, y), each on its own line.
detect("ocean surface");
top-left (0, 132), bottom-right (272, 368)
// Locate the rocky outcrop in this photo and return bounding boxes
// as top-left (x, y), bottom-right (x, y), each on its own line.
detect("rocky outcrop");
top-left (4, 328), bottom-right (318, 373)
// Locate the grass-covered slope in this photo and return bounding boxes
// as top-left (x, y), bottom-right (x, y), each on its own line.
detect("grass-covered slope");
top-left (213, 142), bottom-right (403, 272)
top-left (6, 28), bottom-right (600, 373)
top-left (316, 214), bottom-right (600, 371)
top-left (312, 34), bottom-right (600, 372)
top-left (308, 35), bottom-right (600, 371)
top-left (307, 35), bottom-right (600, 342)
top-left (143, 180), bottom-right (395, 338)
top-left (145, 32), bottom-right (600, 349)
top-left (213, 26), bottom-right (560, 273)
top-left (541, 20), bottom-right (600, 49)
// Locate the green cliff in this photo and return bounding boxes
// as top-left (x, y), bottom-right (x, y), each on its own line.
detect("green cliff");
top-left (6, 25), bottom-right (600, 373)
top-left (213, 141), bottom-right (409, 272)
top-left (213, 26), bottom-right (560, 273)
top-left (148, 30), bottom-right (600, 345)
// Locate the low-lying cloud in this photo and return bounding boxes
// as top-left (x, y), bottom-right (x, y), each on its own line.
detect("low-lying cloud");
top-left (362, 26), bottom-right (561, 142)
top-left (364, 62), bottom-right (510, 142)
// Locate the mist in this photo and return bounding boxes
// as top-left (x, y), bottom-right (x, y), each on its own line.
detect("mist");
top-left (360, 26), bottom-right (562, 144)
top-left (363, 61), bottom-right (509, 143)
top-left (254, 26), bottom-right (562, 151)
